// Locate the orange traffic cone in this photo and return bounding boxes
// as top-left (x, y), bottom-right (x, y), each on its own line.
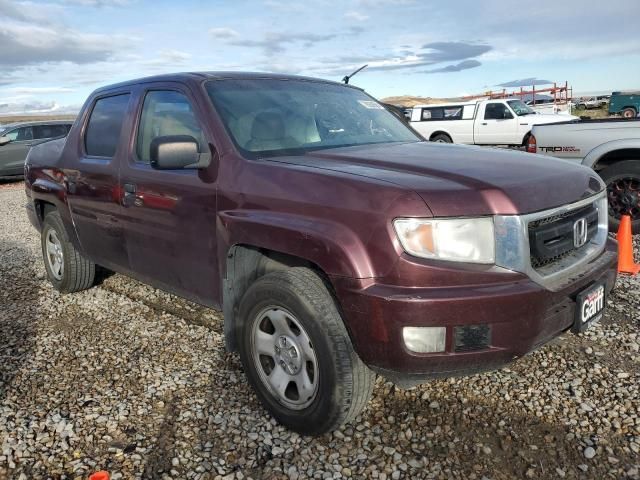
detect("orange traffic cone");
top-left (617, 214), bottom-right (640, 275)
top-left (89, 472), bottom-right (110, 480)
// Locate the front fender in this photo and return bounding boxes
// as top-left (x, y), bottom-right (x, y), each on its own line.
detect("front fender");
top-left (218, 209), bottom-right (375, 279)
top-left (583, 138), bottom-right (640, 169)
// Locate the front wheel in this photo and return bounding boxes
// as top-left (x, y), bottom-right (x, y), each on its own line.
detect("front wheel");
top-left (622, 108), bottom-right (637, 119)
top-left (237, 267), bottom-right (375, 435)
top-left (598, 160), bottom-right (640, 234)
top-left (431, 133), bottom-right (452, 143)
top-left (41, 211), bottom-right (96, 293)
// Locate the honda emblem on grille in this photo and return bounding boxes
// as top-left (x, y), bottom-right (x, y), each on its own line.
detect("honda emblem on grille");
top-left (573, 217), bottom-right (588, 248)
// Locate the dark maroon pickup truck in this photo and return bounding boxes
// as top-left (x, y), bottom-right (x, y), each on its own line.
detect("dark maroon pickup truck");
top-left (25, 72), bottom-right (617, 435)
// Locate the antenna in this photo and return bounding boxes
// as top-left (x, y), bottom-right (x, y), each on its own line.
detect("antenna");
top-left (342, 64), bottom-right (368, 84)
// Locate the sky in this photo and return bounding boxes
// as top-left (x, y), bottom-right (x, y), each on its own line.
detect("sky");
top-left (1, 0), bottom-right (640, 115)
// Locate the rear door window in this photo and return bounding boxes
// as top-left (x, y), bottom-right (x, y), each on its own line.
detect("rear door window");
top-left (33, 124), bottom-right (69, 139)
top-left (85, 94), bottom-right (131, 157)
top-left (5, 126), bottom-right (33, 141)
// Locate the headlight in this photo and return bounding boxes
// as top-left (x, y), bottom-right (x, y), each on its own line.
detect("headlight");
top-left (393, 217), bottom-right (495, 263)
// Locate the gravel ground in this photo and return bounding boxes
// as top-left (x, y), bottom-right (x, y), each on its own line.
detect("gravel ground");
top-left (0, 181), bottom-right (639, 480)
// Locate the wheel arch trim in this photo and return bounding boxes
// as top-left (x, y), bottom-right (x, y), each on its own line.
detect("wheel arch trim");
top-left (583, 139), bottom-right (640, 169)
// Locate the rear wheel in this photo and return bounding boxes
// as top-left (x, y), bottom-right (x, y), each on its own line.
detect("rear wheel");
top-left (41, 211), bottom-right (96, 293)
top-left (622, 107), bottom-right (637, 119)
top-left (598, 160), bottom-right (640, 234)
top-left (237, 267), bottom-right (375, 435)
top-left (431, 133), bottom-right (452, 143)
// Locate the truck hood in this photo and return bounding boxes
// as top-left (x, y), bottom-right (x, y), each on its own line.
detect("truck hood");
top-left (268, 142), bottom-right (603, 216)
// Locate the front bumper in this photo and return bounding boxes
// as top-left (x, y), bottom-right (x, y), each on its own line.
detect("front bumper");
top-left (332, 238), bottom-right (617, 388)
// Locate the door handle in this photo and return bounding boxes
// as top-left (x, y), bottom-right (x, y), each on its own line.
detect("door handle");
top-left (481, 122), bottom-right (488, 125)
top-left (122, 183), bottom-right (141, 207)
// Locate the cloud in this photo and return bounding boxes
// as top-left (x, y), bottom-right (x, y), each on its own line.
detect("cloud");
top-left (263, 0), bottom-right (306, 12)
top-left (357, 0), bottom-right (415, 5)
top-left (143, 49), bottom-right (192, 67)
top-left (0, 0), bottom-right (64, 25)
top-left (226, 32), bottom-right (338, 55)
top-left (496, 77), bottom-right (554, 87)
top-left (0, 100), bottom-right (79, 115)
top-left (2, 86), bottom-right (74, 95)
top-left (421, 42), bottom-right (492, 62)
top-left (61, 0), bottom-right (130, 6)
top-left (209, 27), bottom-right (240, 39)
top-left (419, 59), bottom-right (482, 74)
top-left (345, 11), bottom-right (369, 21)
top-left (366, 41), bottom-right (491, 71)
top-left (0, 23), bottom-right (127, 67)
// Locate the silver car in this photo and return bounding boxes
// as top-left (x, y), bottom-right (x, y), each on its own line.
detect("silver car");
top-left (0, 120), bottom-right (73, 177)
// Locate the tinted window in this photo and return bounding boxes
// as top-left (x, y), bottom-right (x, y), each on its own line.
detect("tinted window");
top-left (136, 90), bottom-right (204, 163)
top-left (33, 124), bottom-right (69, 139)
top-left (422, 108), bottom-right (442, 120)
top-left (422, 106), bottom-right (463, 121)
top-left (85, 94), bottom-right (130, 157)
top-left (5, 127), bottom-right (33, 141)
top-left (484, 103), bottom-right (513, 120)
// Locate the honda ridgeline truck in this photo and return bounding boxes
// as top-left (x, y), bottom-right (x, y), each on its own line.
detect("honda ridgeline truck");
top-left (409, 98), bottom-right (578, 146)
top-left (25, 73), bottom-right (617, 435)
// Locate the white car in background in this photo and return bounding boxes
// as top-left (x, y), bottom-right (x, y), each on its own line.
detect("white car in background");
top-left (409, 98), bottom-right (578, 146)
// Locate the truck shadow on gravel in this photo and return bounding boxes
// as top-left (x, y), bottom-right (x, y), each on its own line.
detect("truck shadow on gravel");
top-left (141, 395), bottom-right (180, 479)
top-left (0, 239), bottom-right (38, 404)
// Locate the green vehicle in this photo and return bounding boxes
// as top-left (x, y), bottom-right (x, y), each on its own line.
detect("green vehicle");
top-left (609, 91), bottom-right (640, 118)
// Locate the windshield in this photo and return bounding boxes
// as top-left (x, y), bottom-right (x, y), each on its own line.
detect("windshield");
top-left (205, 79), bottom-right (419, 157)
top-left (507, 100), bottom-right (535, 116)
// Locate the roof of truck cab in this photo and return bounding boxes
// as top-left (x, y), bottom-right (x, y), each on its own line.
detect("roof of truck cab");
top-left (92, 71), bottom-right (358, 94)
top-left (413, 100), bottom-right (479, 108)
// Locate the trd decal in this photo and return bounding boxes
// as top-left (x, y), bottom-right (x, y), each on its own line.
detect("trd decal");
top-left (540, 146), bottom-right (580, 153)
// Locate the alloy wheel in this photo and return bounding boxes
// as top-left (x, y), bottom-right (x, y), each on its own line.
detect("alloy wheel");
top-left (607, 177), bottom-right (640, 220)
top-left (45, 229), bottom-right (64, 280)
top-left (250, 307), bottom-right (319, 410)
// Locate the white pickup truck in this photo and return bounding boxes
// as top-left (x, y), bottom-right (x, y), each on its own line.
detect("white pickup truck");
top-left (529, 118), bottom-right (640, 233)
top-left (409, 98), bottom-right (578, 146)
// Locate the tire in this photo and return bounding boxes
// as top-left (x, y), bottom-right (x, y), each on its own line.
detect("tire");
top-left (237, 267), bottom-right (375, 435)
top-left (41, 211), bottom-right (96, 293)
top-left (598, 160), bottom-right (640, 234)
top-left (622, 107), bottom-right (637, 119)
top-left (431, 133), bottom-right (452, 143)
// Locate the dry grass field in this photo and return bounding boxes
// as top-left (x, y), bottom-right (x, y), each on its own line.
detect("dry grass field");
top-left (0, 114), bottom-right (77, 126)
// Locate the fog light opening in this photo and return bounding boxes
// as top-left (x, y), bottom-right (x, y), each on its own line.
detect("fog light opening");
top-left (402, 326), bottom-right (446, 353)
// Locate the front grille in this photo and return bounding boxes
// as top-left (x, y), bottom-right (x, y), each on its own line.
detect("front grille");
top-left (528, 205), bottom-right (598, 270)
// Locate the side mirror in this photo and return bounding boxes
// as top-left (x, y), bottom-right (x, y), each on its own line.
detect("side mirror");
top-left (150, 135), bottom-right (211, 170)
top-left (0, 136), bottom-right (11, 146)
top-left (503, 110), bottom-right (514, 119)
